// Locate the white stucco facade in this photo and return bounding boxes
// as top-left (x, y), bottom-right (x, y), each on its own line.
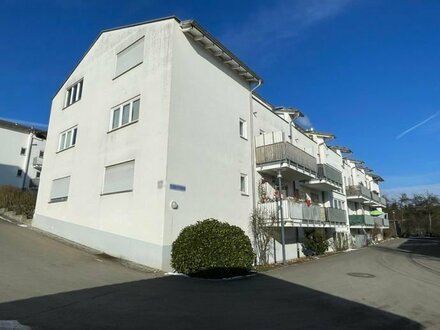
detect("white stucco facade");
top-left (33, 17), bottom-right (387, 270)
top-left (0, 120), bottom-right (45, 190)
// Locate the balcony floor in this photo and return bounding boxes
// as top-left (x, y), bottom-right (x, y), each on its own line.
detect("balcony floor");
top-left (256, 161), bottom-right (317, 181)
top-left (301, 179), bottom-right (340, 191)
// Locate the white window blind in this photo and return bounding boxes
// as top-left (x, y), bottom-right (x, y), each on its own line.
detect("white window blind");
top-left (115, 38), bottom-right (144, 77)
top-left (50, 176), bottom-right (70, 201)
top-left (103, 160), bottom-right (135, 194)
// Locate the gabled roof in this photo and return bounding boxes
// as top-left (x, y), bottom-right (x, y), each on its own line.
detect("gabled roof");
top-left (54, 16), bottom-right (262, 98)
top-left (180, 20), bottom-right (261, 83)
top-left (54, 16), bottom-right (179, 97)
top-left (0, 119), bottom-right (46, 139)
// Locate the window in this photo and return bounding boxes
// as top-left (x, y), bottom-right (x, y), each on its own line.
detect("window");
top-left (64, 80), bottom-right (83, 107)
top-left (110, 98), bottom-right (140, 131)
top-left (16, 169), bottom-right (23, 177)
top-left (20, 148), bottom-right (26, 155)
top-left (39, 150), bottom-right (44, 158)
top-left (240, 174), bottom-right (248, 195)
top-left (115, 38), bottom-right (144, 78)
top-left (102, 160), bottom-right (135, 195)
top-left (36, 171), bottom-right (41, 178)
top-left (58, 127), bottom-right (78, 151)
top-left (239, 118), bottom-right (247, 139)
top-left (50, 176), bottom-right (70, 202)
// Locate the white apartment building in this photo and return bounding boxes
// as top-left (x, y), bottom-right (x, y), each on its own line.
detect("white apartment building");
top-left (33, 17), bottom-right (387, 271)
top-left (0, 119), bottom-right (46, 190)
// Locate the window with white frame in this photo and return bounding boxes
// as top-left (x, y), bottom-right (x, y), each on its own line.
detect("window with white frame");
top-left (240, 174), bottom-right (248, 195)
top-left (58, 127), bottom-right (78, 151)
top-left (102, 160), bottom-right (135, 195)
top-left (110, 98), bottom-right (140, 131)
top-left (239, 118), bottom-right (247, 139)
top-left (115, 38), bottom-right (144, 78)
top-left (64, 80), bottom-right (83, 107)
top-left (50, 176), bottom-right (70, 202)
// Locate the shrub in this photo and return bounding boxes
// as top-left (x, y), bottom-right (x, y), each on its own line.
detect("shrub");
top-left (304, 229), bottom-right (329, 255)
top-left (171, 219), bottom-right (255, 278)
top-left (0, 185), bottom-right (37, 219)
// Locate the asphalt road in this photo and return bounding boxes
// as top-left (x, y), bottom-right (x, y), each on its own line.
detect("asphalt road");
top-left (0, 218), bottom-right (439, 329)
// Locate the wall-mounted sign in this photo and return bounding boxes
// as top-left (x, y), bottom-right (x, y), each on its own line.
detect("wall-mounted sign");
top-left (170, 184), bottom-right (186, 192)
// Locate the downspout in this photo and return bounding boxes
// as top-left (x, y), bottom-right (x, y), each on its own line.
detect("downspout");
top-left (250, 79), bottom-right (262, 211)
top-left (22, 132), bottom-right (34, 190)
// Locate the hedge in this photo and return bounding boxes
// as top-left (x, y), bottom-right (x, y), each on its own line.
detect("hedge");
top-left (0, 186), bottom-right (37, 219)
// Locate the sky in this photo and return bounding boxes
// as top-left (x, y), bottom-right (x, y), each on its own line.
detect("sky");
top-left (1, 0), bottom-right (439, 198)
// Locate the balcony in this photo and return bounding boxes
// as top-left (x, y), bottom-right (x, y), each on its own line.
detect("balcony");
top-left (349, 214), bottom-right (375, 227)
top-left (380, 196), bottom-right (387, 206)
top-left (255, 132), bottom-right (317, 180)
top-left (325, 207), bottom-right (347, 224)
top-left (346, 185), bottom-right (372, 203)
top-left (303, 164), bottom-right (343, 191)
top-left (32, 156), bottom-right (43, 171)
top-left (257, 200), bottom-right (346, 227)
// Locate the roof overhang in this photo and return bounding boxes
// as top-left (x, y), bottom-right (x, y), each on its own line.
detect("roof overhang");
top-left (0, 119), bottom-right (47, 138)
top-left (273, 107), bottom-right (304, 120)
top-left (344, 157), bottom-right (364, 165)
top-left (180, 20), bottom-right (261, 84)
top-left (356, 165), bottom-right (373, 172)
top-left (305, 130), bottom-right (335, 140)
top-left (329, 145), bottom-right (352, 154)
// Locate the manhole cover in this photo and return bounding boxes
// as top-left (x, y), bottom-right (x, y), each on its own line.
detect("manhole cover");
top-left (347, 272), bottom-right (376, 278)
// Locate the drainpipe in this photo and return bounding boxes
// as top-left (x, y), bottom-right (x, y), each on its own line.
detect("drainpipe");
top-left (250, 79), bottom-right (262, 211)
top-left (22, 132), bottom-right (34, 190)
top-left (278, 170), bottom-right (286, 264)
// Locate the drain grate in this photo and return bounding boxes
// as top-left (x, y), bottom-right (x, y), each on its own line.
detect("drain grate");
top-left (347, 272), bottom-right (376, 278)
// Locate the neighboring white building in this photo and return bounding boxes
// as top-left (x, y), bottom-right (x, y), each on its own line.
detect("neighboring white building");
top-left (33, 17), bottom-right (387, 271)
top-left (0, 119), bottom-right (46, 190)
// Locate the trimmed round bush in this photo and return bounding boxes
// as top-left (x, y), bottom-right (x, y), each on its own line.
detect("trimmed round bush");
top-left (171, 219), bottom-right (254, 278)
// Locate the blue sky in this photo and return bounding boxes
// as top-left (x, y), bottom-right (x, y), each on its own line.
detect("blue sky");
top-left (1, 0), bottom-right (439, 197)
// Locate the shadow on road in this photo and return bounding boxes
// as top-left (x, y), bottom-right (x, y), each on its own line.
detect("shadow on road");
top-left (0, 273), bottom-right (422, 330)
top-left (372, 238), bottom-right (440, 260)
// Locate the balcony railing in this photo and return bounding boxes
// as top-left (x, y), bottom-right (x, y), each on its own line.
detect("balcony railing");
top-left (255, 142), bottom-right (318, 176)
top-left (346, 185), bottom-right (372, 199)
top-left (317, 164), bottom-right (343, 186)
top-left (32, 156), bottom-right (43, 169)
top-left (380, 196), bottom-right (387, 206)
top-left (325, 207), bottom-right (346, 223)
top-left (371, 191), bottom-right (381, 203)
top-left (349, 214), bottom-right (375, 226)
top-left (257, 200), bottom-right (347, 226)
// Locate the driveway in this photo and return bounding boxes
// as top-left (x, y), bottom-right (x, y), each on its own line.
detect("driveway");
top-left (0, 218), bottom-right (439, 329)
